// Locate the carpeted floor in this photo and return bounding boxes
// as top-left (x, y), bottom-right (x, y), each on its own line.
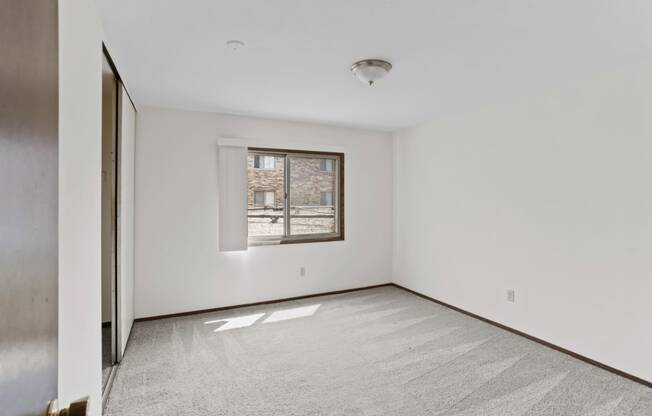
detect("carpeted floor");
top-left (104, 286), bottom-right (652, 415)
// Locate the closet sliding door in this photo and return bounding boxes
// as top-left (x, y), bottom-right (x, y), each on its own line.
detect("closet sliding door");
top-left (116, 83), bottom-right (136, 359)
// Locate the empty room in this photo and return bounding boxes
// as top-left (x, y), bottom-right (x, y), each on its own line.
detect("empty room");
top-left (2, 1), bottom-right (652, 415)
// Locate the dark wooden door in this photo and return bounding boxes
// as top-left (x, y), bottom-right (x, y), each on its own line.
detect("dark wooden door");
top-left (0, 1), bottom-right (59, 415)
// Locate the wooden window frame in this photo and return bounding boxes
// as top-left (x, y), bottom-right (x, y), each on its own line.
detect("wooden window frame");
top-left (248, 147), bottom-right (345, 245)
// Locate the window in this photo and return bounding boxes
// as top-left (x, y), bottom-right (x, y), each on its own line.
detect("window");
top-left (247, 148), bottom-right (344, 244)
top-left (320, 158), bottom-right (334, 172)
top-left (320, 191), bottom-right (333, 206)
top-left (254, 191), bottom-right (275, 207)
top-left (254, 154), bottom-right (275, 170)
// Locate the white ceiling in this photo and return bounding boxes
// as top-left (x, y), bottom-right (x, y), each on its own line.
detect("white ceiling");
top-left (97, 0), bottom-right (652, 131)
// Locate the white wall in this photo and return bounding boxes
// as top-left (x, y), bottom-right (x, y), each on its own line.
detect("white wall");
top-left (134, 107), bottom-right (393, 318)
top-left (118, 85), bottom-right (136, 355)
top-left (394, 64), bottom-right (652, 382)
top-left (58, 0), bottom-right (103, 414)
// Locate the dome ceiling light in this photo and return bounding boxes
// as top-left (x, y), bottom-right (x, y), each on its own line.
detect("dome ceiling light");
top-left (226, 40), bottom-right (246, 51)
top-left (350, 59), bottom-right (392, 86)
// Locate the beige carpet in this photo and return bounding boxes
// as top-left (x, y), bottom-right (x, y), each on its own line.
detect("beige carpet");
top-left (105, 286), bottom-right (652, 415)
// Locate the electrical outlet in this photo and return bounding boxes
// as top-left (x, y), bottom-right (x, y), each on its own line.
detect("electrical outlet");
top-left (300, 266), bottom-right (306, 277)
top-left (507, 289), bottom-right (515, 303)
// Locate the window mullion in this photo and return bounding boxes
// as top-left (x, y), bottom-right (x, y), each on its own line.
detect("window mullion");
top-left (284, 155), bottom-right (290, 238)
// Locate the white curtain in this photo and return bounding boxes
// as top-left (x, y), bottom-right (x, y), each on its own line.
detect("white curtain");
top-left (218, 144), bottom-right (248, 251)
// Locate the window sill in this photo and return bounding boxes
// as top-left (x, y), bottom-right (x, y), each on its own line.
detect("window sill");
top-left (248, 239), bottom-right (281, 247)
top-left (248, 235), bottom-right (344, 247)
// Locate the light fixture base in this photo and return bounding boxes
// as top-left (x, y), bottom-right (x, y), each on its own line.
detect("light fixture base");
top-left (226, 40), bottom-right (246, 51)
top-left (351, 59), bottom-right (392, 86)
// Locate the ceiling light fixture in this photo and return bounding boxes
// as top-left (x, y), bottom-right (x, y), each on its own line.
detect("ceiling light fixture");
top-left (351, 59), bottom-right (392, 86)
top-left (226, 40), bottom-right (246, 51)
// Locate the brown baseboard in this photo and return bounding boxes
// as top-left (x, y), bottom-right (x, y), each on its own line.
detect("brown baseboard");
top-left (390, 283), bottom-right (652, 389)
top-left (134, 283), bottom-right (393, 323)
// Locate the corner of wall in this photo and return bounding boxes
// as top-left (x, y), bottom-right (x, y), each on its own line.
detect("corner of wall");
top-left (390, 130), bottom-right (401, 283)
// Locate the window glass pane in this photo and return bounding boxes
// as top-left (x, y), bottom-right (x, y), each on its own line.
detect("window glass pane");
top-left (254, 155), bottom-right (275, 170)
top-left (264, 191), bottom-right (275, 206)
top-left (320, 191), bottom-right (333, 206)
top-left (248, 153), bottom-right (285, 237)
top-left (289, 156), bottom-right (336, 235)
top-left (320, 158), bottom-right (334, 172)
top-left (264, 156), bottom-right (275, 169)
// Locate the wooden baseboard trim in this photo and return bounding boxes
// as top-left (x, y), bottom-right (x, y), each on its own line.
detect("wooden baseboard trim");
top-left (390, 283), bottom-right (652, 389)
top-left (134, 283), bottom-right (393, 323)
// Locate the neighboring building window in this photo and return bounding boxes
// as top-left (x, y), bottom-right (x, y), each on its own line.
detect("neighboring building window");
top-left (320, 191), bottom-right (333, 206)
top-left (254, 154), bottom-right (275, 170)
top-left (247, 149), bottom-right (344, 244)
top-left (320, 158), bottom-right (334, 172)
top-left (254, 191), bottom-right (275, 207)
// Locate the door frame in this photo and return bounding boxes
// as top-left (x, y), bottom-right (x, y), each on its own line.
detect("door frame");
top-left (102, 43), bottom-right (137, 363)
top-left (101, 43), bottom-right (137, 409)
